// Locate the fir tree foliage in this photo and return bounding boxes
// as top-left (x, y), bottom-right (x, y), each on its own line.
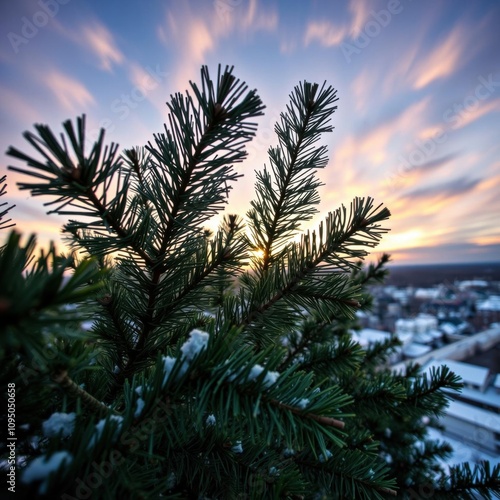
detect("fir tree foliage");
top-left (1, 65), bottom-right (499, 498)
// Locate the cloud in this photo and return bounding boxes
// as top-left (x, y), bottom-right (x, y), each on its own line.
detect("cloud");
top-left (42, 71), bottom-right (95, 113)
top-left (334, 96), bottom-right (431, 171)
top-left (406, 153), bottom-right (457, 175)
top-left (402, 176), bottom-right (480, 201)
top-left (158, 0), bottom-right (278, 91)
top-left (303, 21), bottom-right (348, 47)
top-left (348, 0), bottom-right (371, 37)
top-left (409, 25), bottom-right (465, 90)
top-left (452, 97), bottom-right (500, 130)
top-left (241, 0), bottom-right (278, 31)
top-left (80, 22), bottom-right (124, 72)
top-left (303, 0), bottom-right (372, 47)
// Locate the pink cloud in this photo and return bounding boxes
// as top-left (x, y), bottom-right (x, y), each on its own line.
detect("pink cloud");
top-left (80, 22), bottom-right (124, 72)
top-left (348, 0), bottom-right (371, 37)
top-left (303, 20), bottom-right (348, 47)
top-left (410, 26), bottom-right (464, 90)
top-left (158, 0), bottom-right (278, 92)
top-left (42, 71), bottom-right (95, 113)
top-left (452, 97), bottom-right (500, 130)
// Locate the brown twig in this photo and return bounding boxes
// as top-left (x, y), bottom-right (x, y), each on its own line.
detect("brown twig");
top-left (273, 400), bottom-right (345, 429)
top-left (52, 369), bottom-right (111, 416)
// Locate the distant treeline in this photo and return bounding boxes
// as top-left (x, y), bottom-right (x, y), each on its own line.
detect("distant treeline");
top-left (385, 262), bottom-right (500, 287)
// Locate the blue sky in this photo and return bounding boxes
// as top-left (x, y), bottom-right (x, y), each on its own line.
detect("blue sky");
top-left (1, 0), bottom-right (499, 265)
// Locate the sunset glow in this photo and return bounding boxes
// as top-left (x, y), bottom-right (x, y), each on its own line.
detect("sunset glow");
top-left (1, 0), bottom-right (499, 265)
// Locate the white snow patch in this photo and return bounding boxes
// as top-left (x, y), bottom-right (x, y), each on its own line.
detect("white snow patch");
top-left (161, 356), bottom-right (187, 386)
top-left (80, 320), bottom-right (94, 331)
top-left (134, 398), bottom-right (145, 419)
top-left (181, 329), bottom-right (209, 361)
top-left (22, 451), bottom-right (73, 493)
top-left (292, 398), bottom-right (309, 409)
top-left (206, 414), bottom-right (216, 426)
top-left (88, 415), bottom-right (123, 449)
top-left (283, 448), bottom-right (295, 457)
top-left (319, 450), bottom-right (332, 463)
top-left (269, 466), bottom-right (279, 476)
top-left (42, 412), bottom-right (76, 438)
top-left (232, 441), bottom-right (243, 454)
top-left (247, 364), bottom-right (280, 388)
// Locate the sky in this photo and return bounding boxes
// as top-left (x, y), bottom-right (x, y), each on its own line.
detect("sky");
top-left (0, 0), bottom-right (499, 266)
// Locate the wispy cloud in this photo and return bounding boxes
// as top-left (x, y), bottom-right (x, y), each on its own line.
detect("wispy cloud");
top-left (303, 0), bottom-right (371, 47)
top-left (158, 0), bottom-right (278, 91)
top-left (402, 176), bottom-right (480, 201)
top-left (80, 22), bottom-right (124, 72)
top-left (409, 25), bottom-right (465, 89)
top-left (452, 97), bottom-right (500, 130)
top-left (241, 0), bottom-right (278, 31)
top-left (348, 0), bottom-right (371, 37)
top-left (53, 19), bottom-right (124, 72)
top-left (42, 71), bottom-right (95, 113)
top-left (303, 21), bottom-right (348, 47)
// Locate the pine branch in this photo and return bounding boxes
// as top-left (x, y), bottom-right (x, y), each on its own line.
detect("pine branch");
top-left (7, 117), bottom-right (155, 266)
top-left (134, 65), bottom-right (264, 375)
top-left (241, 197), bottom-right (390, 329)
top-left (247, 81), bottom-right (338, 272)
top-left (0, 175), bottom-right (16, 230)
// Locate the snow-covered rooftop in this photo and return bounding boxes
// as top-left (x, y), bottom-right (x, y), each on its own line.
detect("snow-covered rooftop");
top-left (455, 385), bottom-right (500, 410)
top-left (352, 328), bottom-right (391, 347)
top-left (446, 400), bottom-right (500, 433)
top-left (457, 280), bottom-right (488, 290)
top-left (402, 343), bottom-right (432, 358)
top-left (477, 296), bottom-right (500, 312)
top-left (414, 287), bottom-right (442, 300)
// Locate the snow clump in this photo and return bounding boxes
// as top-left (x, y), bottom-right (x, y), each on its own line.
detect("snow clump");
top-left (231, 441), bottom-right (243, 454)
top-left (319, 450), bottom-right (333, 463)
top-left (162, 329), bottom-right (210, 386)
top-left (181, 329), bottom-right (209, 360)
top-left (42, 412), bottom-right (76, 438)
top-left (134, 398), bottom-right (145, 419)
top-left (247, 364), bottom-right (280, 388)
top-left (88, 415), bottom-right (123, 449)
top-left (291, 398), bottom-right (309, 409)
top-left (22, 451), bottom-right (73, 494)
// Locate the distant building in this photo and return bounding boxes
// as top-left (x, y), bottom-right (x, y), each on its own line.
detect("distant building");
top-left (395, 313), bottom-right (443, 349)
top-left (351, 328), bottom-right (411, 364)
top-left (422, 356), bottom-right (500, 455)
top-left (443, 400), bottom-right (500, 455)
top-left (457, 280), bottom-right (488, 291)
top-left (474, 295), bottom-right (500, 330)
top-left (477, 295), bottom-right (500, 312)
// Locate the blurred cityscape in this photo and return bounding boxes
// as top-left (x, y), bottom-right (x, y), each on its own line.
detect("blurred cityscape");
top-left (356, 262), bottom-right (500, 468)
